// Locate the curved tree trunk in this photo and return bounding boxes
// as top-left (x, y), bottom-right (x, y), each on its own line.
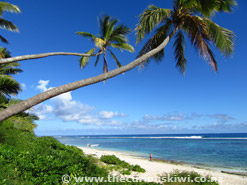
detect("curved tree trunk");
top-left (0, 51), bottom-right (103, 65)
top-left (0, 28), bottom-right (177, 122)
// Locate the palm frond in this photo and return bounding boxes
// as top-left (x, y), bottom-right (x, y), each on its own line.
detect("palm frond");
top-left (108, 49), bottom-right (122, 68)
top-left (105, 17), bottom-right (118, 41)
top-left (204, 18), bottom-right (235, 56)
top-left (110, 35), bottom-right (127, 45)
top-left (196, 0), bottom-right (237, 16)
top-left (76, 31), bottom-right (97, 42)
top-left (79, 48), bottom-right (95, 69)
top-left (137, 21), bottom-right (173, 63)
top-left (0, 47), bottom-right (11, 58)
top-left (173, 0), bottom-right (237, 17)
top-left (0, 75), bottom-right (21, 97)
top-left (173, 30), bottom-right (187, 74)
top-left (111, 24), bottom-right (131, 38)
top-left (94, 55), bottom-right (100, 67)
top-left (136, 4), bottom-right (171, 43)
top-left (173, 0), bottom-right (198, 10)
top-left (98, 16), bottom-right (111, 39)
top-left (183, 15), bottom-right (218, 71)
top-left (0, 64), bottom-right (23, 75)
top-left (0, 18), bottom-right (18, 31)
top-left (215, 0), bottom-right (237, 13)
top-left (111, 43), bottom-right (134, 53)
top-left (0, 2), bottom-right (21, 15)
top-left (0, 35), bottom-right (8, 44)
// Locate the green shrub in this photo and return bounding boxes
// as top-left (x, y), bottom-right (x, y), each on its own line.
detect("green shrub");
top-left (100, 155), bottom-right (146, 174)
top-left (131, 165), bottom-right (146, 173)
top-left (100, 155), bottom-right (122, 165)
top-left (0, 119), bottom-right (108, 184)
top-left (121, 169), bottom-right (132, 175)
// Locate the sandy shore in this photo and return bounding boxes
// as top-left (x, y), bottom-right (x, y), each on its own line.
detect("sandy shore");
top-left (78, 146), bottom-right (247, 185)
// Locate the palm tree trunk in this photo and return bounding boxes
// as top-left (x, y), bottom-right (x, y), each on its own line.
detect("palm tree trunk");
top-left (0, 51), bottom-right (103, 65)
top-left (0, 27), bottom-right (178, 122)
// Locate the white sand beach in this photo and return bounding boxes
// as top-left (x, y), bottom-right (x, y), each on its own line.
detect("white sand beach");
top-left (78, 146), bottom-right (247, 185)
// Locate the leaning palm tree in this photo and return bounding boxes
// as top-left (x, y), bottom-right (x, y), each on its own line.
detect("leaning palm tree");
top-left (136, 0), bottom-right (236, 73)
top-left (76, 16), bottom-right (134, 75)
top-left (0, 0), bottom-right (236, 122)
top-left (0, 1), bottom-right (20, 44)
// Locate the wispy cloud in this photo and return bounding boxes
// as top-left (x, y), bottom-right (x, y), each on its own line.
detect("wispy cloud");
top-left (207, 114), bottom-right (234, 122)
top-left (143, 112), bottom-right (193, 121)
top-left (99, 111), bottom-right (127, 119)
top-left (195, 121), bottom-right (247, 132)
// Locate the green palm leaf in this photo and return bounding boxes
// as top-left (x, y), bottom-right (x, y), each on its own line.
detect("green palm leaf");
top-left (94, 55), bottom-right (100, 67)
top-left (0, 18), bottom-right (18, 32)
top-left (111, 43), bottom-right (134, 53)
top-left (111, 24), bottom-right (131, 38)
top-left (136, 4), bottom-right (171, 43)
top-left (105, 18), bottom-right (118, 41)
top-left (99, 16), bottom-right (111, 40)
top-left (173, 30), bottom-right (187, 74)
top-left (76, 32), bottom-right (97, 42)
top-left (0, 75), bottom-right (21, 97)
top-left (79, 48), bottom-right (95, 69)
top-left (204, 18), bottom-right (235, 56)
top-left (108, 49), bottom-right (122, 68)
top-left (0, 35), bottom-right (8, 43)
top-left (0, 2), bottom-right (21, 15)
top-left (137, 21), bottom-right (173, 63)
top-left (183, 15), bottom-right (218, 71)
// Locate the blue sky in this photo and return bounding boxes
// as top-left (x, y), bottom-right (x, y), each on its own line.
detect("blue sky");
top-left (2, 0), bottom-right (247, 135)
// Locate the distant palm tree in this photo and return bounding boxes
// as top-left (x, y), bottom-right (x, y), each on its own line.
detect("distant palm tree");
top-left (136, 0), bottom-right (236, 73)
top-left (76, 16), bottom-right (134, 75)
top-left (0, 1), bottom-right (20, 44)
top-left (0, 48), bottom-right (22, 101)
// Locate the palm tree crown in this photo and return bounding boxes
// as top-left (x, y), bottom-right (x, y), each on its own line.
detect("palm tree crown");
top-left (0, 48), bottom-right (22, 102)
top-left (76, 16), bottom-right (134, 74)
top-left (0, 1), bottom-right (20, 44)
top-left (136, 0), bottom-right (236, 73)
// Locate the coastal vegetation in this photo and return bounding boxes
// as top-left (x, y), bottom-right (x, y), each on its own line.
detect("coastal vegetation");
top-left (0, 120), bottom-right (219, 184)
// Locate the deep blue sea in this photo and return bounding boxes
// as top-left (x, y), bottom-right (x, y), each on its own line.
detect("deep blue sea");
top-left (55, 133), bottom-right (247, 172)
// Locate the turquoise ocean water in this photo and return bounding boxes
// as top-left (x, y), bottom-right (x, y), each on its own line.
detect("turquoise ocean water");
top-left (55, 133), bottom-right (247, 172)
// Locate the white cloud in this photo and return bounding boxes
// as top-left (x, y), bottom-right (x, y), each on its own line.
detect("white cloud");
top-left (34, 80), bottom-right (126, 126)
top-left (99, 111), bottom-right (127, 119)
top-left (36, 80), bottom-right (50, 91)
top-left (33, 104), bottom-right (53, 120)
